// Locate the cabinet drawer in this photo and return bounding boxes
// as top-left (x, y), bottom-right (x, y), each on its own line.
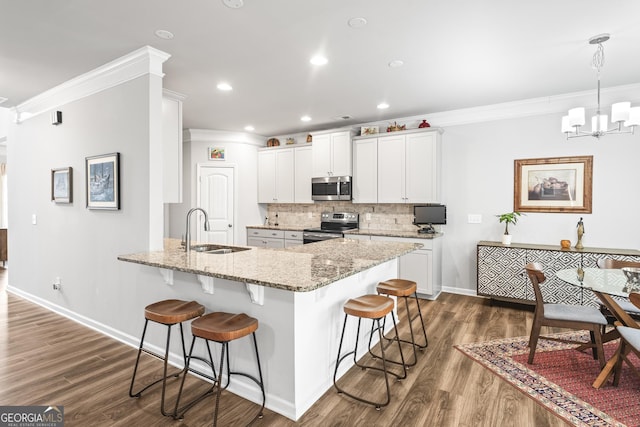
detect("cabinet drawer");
top-left (247, 228), bottom-right (285, 239)
top-left (285, 231), bottom-right (303, 241)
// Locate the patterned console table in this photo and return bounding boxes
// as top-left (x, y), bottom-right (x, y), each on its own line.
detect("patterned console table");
top-left (477, 241), bottom-right (640, 307)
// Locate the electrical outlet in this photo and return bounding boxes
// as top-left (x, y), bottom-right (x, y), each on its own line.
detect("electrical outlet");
top-left (365, 213), bottom-right (371, 221)
top-left (53, 277), bottom-right (61, 291)
top-left (308, 212), bottom-right (313, 218)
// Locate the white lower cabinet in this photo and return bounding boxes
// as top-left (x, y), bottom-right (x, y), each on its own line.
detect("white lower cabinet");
top-left (284, 231), bottom-right (303, 247)
top-left (247, 228), bottom-right (304, 248)
top-left (246, 228), bottom-right (286, 248)
top-left (368, 235), bottom-right (442, 299)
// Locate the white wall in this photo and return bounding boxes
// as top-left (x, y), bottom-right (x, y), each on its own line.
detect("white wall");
top-left (7, 72), bottom-right (163, 338)
top-left (168, 129), bottom-right (265, 245)
top-left (440, 112), bottom-right (640, 294)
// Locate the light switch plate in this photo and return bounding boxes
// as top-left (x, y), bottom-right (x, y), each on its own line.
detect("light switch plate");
top-left (32, 214), bottom-right (37, 225)
top-left (468, 214), bottom-right (482, 224)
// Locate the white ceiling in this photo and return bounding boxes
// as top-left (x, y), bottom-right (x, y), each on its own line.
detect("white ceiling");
top-left (2, 0), bottom-right (640, 137)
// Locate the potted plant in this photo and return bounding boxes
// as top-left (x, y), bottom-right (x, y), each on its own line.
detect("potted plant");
top-left (496, 212), bottom-right (522, 245)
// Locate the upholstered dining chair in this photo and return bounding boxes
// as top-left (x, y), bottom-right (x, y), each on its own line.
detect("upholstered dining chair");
top-left (596, 258), bottom-right (640, 318)
top-left (525, 262), bottom-right (607, 367)
top-left (613, 292), bottom-right (640, 386)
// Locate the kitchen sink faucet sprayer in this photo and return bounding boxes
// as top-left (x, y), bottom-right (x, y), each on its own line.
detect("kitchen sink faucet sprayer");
top-left (185, 208), bottom-right (210, 253)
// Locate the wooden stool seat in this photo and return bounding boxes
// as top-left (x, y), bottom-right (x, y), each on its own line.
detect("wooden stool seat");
top-left (377, 279), bottom-right (417, 297)
top-left (145, 299), bottom-right (205, 324)
top-left (191, 312), bottom-right (258, 342)
top-left (344, 295), bottom-right (394, 319)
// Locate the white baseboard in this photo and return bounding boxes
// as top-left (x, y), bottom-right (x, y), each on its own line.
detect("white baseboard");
top-left (441, 286), bottom-right (478, 297)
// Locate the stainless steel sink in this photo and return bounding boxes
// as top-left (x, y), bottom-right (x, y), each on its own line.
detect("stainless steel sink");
top-left (190, 244), bottom-right (251, 254)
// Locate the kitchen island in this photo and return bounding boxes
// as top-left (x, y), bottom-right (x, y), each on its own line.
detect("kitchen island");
top-left (118, 238), bottom-right (421, 421)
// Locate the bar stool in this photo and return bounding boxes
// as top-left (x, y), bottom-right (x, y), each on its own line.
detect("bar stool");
top-left (369, 279), bottom-right (428, 367)
top-left (129, 299), bottom-right (206, 417)
top-left (173, 312), bottom-right (265, 427)
top-left (333, 294), bottom-right (406, 409)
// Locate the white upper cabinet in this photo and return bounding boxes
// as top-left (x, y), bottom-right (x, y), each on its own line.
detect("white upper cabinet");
top-left (376, 129), bottom-right (441, 204)
top-left (352, 137), bottom-right (378, 203)
top-left (311, 130), bottom-right (352, 177)
top-left (162, 90), bottom-right (186, 203)
top-left (294, 145), bottom-right (314, 203)
top-left (258, 148), bottom-right (294, 203)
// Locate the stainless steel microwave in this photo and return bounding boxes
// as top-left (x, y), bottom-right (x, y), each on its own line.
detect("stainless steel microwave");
top-left (311, 176), bottom-right (352, 201)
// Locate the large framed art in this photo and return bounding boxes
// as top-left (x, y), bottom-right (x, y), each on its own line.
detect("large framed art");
top-left (86, 152), bottom-right (120, 210)
top-left (514, 155), bottom-right (593, 213)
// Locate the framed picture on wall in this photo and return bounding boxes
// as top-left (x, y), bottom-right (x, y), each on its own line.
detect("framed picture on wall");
top-left (86, 152), bottom-right (120, 210)
top-left (514, 155), bottom-right (593, 213)
top-left (51, 167), bottom-right (72, 203)
top-left (208, 146), bottom-right (225, 160)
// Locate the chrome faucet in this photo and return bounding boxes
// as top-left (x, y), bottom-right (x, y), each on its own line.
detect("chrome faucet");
top-left (185, 208), bottom-right (210, 253)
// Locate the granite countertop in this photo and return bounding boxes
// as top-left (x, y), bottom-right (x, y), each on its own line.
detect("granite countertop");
top-left (246, 225), bottom-right (309, 232)
top-left (344, 229), bottom-right (444, 239)
top-left (118, 238), bottom-right (421, 292)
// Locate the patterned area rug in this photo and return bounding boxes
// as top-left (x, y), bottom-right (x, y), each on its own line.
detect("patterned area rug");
top-left (454, 332), bottom-right (640, 427)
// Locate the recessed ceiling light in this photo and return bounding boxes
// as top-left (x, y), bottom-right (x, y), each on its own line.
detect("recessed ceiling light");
top-left (216, 82), bottom-right (233, 91)
top-left (154, 29), bottom-right (174, 40)
top-left (244, 125), bottom-right (255, 131)
top-left (301, 115), bottom-right (312, 122)
top-left (310, 55), bottom-right (328, 66)
top-left (222, 0), bottom-right (244, 8)
top-left (348, 17), bottom-right (368, 28)
top-left (388, 60), bottom-right (404, 68)
top-left (377, 103), bottom-right (390, 110)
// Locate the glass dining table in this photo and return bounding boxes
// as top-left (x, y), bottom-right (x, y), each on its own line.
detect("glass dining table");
top-left (556, 267), bottom-right (640, 388)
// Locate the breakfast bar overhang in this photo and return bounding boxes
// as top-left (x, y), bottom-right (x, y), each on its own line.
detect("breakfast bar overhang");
top-left (117, 238), bottom-right (421, 421)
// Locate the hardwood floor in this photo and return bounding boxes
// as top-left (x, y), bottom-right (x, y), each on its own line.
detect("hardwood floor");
top-left (0, 270), bottom-right (569, 426)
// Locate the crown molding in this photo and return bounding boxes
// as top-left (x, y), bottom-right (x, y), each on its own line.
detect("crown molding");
top-left (12, 46), bottom-right (171, 123)
top-left (184, 128), bottom-right (266, 147)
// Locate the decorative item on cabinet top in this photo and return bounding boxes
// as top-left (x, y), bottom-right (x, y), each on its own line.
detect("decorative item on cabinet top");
top-left (386, 121), bottom-right (406, 132)
top-left (266, 138), bottom-right (280, 147)
top-left (360, 126), bottom-right (379, 136)
top-left (418, 119), bottom-right (431, 128)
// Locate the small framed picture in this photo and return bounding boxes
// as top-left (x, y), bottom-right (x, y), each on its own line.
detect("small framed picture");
top-left (361, 126), bottom-right (379, 136)
top-left (51, 167), bottom-right (72, 203)
top-left (208, 146), bottom-right (225, 160)
top-left (86, 152), bottom-right (120, 210)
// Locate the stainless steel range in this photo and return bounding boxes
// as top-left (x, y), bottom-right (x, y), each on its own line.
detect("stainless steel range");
top-left (303, 212), bottom-right (359, 244)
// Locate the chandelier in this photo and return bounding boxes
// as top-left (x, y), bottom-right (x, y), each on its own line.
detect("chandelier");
top-left (561, 34), bottom-right (640, 139)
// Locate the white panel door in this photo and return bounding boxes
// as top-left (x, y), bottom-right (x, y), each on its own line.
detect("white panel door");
top-left (405, 132), bottom-right (437, 203)
top-left (330, 131), bottom-right (352, 176)
top-left (377, 135), bottom-right (405, 203)
top-left (311, 133), bottom-right (332, 176)
top-left (353, 138), bottom-right (378, 203)
top-left (294, 146), bottom-right (314, 203)
top-left (198, 166), bottom-right (234, 244)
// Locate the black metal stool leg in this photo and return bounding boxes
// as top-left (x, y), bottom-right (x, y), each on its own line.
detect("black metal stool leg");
top-left (334, 312), bottom-right (406, 409)
top-left (129, 321), bottom-right (182, 404)
top-left (173, 337), bottom-right (216, 419)
top-left (412, 293), bottom-right (428, 349)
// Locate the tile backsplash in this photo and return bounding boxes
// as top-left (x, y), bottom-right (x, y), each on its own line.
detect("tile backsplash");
top-left (264, 203), bottom-right (417, 231)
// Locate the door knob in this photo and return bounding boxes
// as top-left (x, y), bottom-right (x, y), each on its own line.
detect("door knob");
top-left (228, 224), bottom-right (233, 228)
